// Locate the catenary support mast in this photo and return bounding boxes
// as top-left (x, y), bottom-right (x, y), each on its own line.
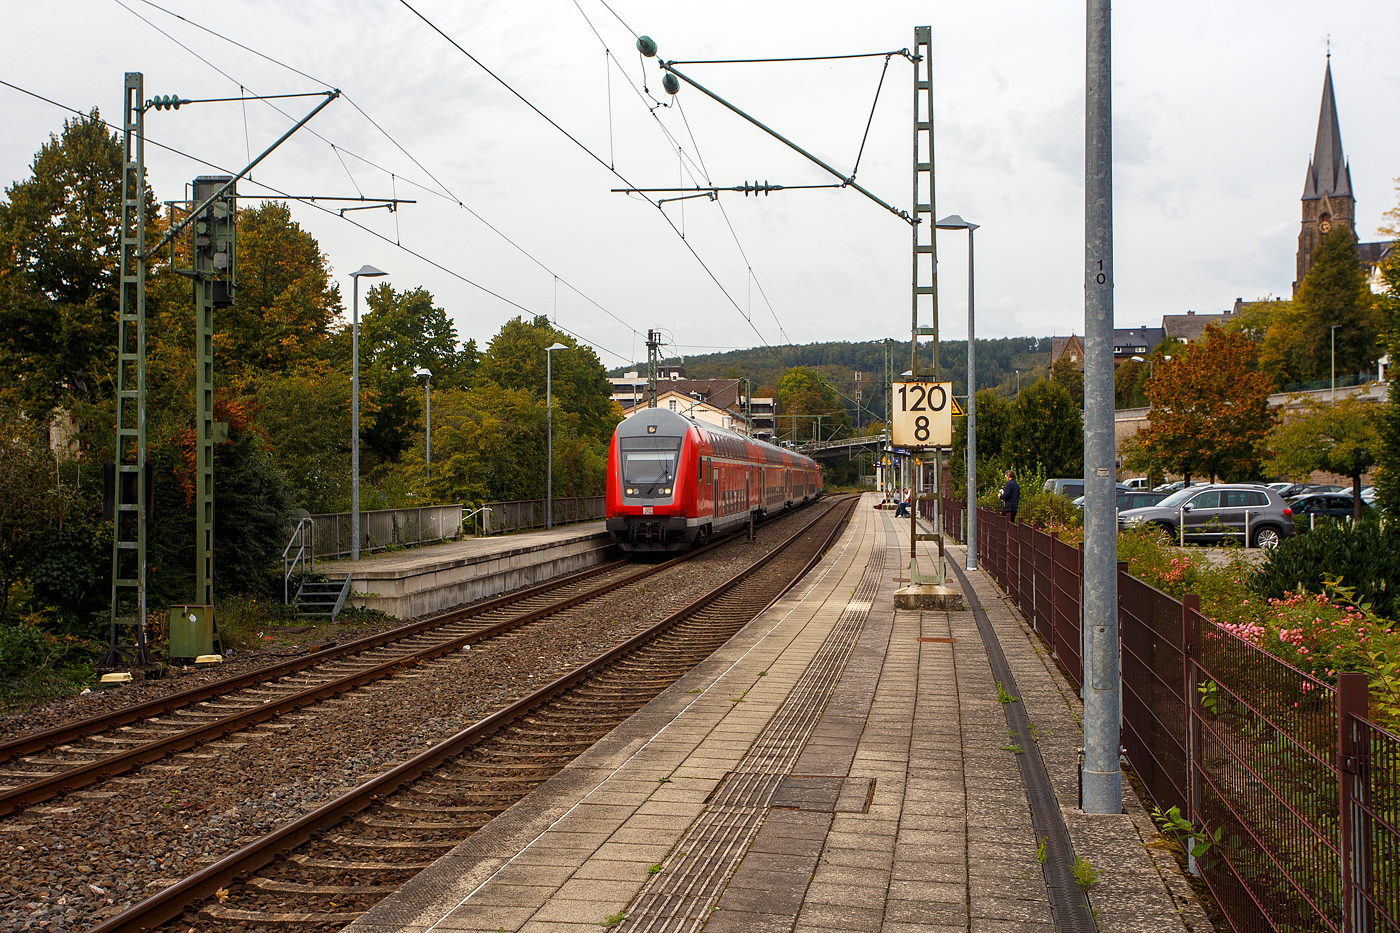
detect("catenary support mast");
top-left (104, 73), bottom-right (153, 669)
top-left (1082, 0), bottom-right (1123, 814)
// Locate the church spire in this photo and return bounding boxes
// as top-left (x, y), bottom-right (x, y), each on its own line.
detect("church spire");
top-left (1302, 61), bottom-right (1352, 200)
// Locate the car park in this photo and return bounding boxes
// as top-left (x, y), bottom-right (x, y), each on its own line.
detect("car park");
top-left (1046, 478), bottom-right (1131, 499)
top-left (1277, 482), bottom-right (1343, 499)
top-left (1152, 479), bottom-right (1208, 494)
top-left (1118, 483), bottom-right (1296, 548)
top-left (1072, 491), bottom-right (1168, 511)
top-left (1289, 493), bottom-right (1369, 525)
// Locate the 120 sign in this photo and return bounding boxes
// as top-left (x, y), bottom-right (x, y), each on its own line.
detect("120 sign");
top-left (891, 381), bottom-right (953, 448)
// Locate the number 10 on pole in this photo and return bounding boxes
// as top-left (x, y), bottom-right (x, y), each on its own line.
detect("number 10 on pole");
top-left (892, 381), bottom-right (954, 448)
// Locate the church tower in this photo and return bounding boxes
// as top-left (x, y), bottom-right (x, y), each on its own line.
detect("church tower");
top-left (1294, 60), bottom-right (1355, 293)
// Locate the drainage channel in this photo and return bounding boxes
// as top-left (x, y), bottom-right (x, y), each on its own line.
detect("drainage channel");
top-left (944, 555), bottom-right (1098, 933)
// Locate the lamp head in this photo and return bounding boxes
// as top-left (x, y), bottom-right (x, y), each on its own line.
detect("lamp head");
top-left (351, 264), bottom-right (387, 278)
top-left (546, 343), bottom-right (568, 351)
top-left (1131, 356), bottom-right (1145, 363)
top-left (414, 367), bottom-right (431, 378)
top-left (934, 214), bottom-right (979, 231)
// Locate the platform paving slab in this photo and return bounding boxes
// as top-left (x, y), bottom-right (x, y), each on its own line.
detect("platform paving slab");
top-left (345, 497), bottom-right (1208, 933)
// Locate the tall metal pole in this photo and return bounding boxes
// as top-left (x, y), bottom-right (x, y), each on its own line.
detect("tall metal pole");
top-left (1082, 0), bottom-right (1122, 815)
top-left (546, 343), bottom-right (567, 530)
top-left (350, 266), bottom-right (387, 560)
top-left (547, 348), bottom-right (554, 530)
top-left (105, 72), bottom-right (153, 669)
top-left (351, 273), bottom-right (362, 561)
top-left (424, 372), bottom-right (432, 481)
top-left (1332, 324), bottom-right (1340, 400)
top-left (966, 226), bottom-right (977, 569)
top-left (191, 175), bottom-right (234, 610)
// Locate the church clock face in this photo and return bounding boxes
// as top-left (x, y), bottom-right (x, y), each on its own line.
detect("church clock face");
top-left (1319, 214), bottom-right (1332, 233)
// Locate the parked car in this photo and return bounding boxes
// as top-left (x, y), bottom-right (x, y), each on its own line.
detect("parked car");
top-left (1072, 491), bottom-right (1168, 511)
top-left (1118, 484), bottom-right (1296, 548)
top-left (1360, 485), bottom-right (1377, 504)
top-left (1123, 478), bottom-right (1152, 491)
top-left (1046, 478), bottom-right (1130, 500)
top-left (1152, 480), bottom-right (1209, 494)
top-left (1277, 482), bottom-right (1343, 499)
top-left (1289, 493), bottom-right (1370, 524)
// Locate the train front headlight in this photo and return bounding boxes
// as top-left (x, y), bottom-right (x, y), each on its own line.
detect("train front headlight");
top-left (626, 488), bottom-right (638, 496)
top-left (661, 487), bottom-right (672, 496)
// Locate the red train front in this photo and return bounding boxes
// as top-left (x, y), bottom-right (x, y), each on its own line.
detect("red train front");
top-left (605, 407), bottom-right (822, 554)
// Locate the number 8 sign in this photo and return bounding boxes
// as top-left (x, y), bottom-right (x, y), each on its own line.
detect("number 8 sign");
top-left (891, 381), bottom-right (953, 448)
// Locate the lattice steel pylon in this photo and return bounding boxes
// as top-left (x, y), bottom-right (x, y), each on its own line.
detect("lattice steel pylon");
top-left (911, 26), bottom-right (937, 377)
top-left (104, 73), bottom-right (153, 669)
top-left (190, 175), bottom-right (236, 609)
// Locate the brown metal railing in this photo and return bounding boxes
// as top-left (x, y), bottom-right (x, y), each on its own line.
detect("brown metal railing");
top-left (974, 507), bottom-right (1400, 933)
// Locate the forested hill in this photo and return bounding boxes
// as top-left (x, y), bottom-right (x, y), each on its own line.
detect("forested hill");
top-left (611, 337), bottom-right (1053, 423)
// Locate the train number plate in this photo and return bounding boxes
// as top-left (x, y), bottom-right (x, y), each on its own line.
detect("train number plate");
top-left (642, 506), bottom-right (654, 514)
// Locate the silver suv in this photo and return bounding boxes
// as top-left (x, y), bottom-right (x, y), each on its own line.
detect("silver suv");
top-left (1118, 484), bottom-right (1296, 548)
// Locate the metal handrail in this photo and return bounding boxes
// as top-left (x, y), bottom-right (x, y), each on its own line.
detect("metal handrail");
top-left (331, 575), bottom-right (352, 620)
top-left (462, 506), bottom-right (493, 536)
top-left (282, 518), bottom-right (314, 604)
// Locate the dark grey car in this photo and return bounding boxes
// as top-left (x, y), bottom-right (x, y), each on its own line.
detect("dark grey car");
top-left (1118, 483), bottom-right (1296, 548)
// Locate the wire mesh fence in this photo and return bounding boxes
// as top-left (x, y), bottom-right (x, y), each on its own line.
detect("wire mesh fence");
top-left (973, 508), bottom-right (1400, 933)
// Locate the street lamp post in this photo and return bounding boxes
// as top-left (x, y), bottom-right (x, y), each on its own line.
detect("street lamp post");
top-left (1331, 324), bottom-right (1342, 400)
top-left (545, 343), bottom-right (567, 530)
top-left (415, 368), bottom-right (432, 481)
top-left (936, 214), bottom-right (979, 570)
top-left (350, 264), bottom-right (387, 561)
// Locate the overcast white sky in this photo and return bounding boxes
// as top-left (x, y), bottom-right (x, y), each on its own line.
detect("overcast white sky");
top-left (3, 1), bottom-right (1398, 368)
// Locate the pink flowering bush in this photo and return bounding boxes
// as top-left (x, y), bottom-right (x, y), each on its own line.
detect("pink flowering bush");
top-left (1116, 526), bottom-right (1400, 727)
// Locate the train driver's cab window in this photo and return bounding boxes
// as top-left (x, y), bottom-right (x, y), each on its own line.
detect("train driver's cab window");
top-left (619, 436), bottom-right (682, 495)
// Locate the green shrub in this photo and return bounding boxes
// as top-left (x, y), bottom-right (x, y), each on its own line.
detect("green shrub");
top-left (1250, 520), bottom-right (1399, 619)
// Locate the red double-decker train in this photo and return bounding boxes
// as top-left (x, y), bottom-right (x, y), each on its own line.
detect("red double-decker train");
top-left (605, 407), bottom-right (823, 554)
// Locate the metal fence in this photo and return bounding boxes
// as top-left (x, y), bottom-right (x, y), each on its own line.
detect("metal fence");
top-left (481, 496), bottom-right (605, 534)
top-left (975, 508), bottom-right (1400, 933)
top-left (307, 505), bottom-right (464, 560)
top-left (302, 497), bottom-right (607, 558)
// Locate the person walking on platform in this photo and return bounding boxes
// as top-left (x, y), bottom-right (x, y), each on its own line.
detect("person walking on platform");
top-left (999, 470), bottom-right (1021, 523)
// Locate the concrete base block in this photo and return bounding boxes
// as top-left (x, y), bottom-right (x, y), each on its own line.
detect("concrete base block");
top-left (893, 584), bottom-right (964, 611)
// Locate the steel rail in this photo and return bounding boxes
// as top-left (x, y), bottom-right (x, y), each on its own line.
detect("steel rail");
top-left (1, 508), bottom-right (811, 813)
top-left (0, 559), bottom-right (630, 761)
top-left (85, 496), bottom-right (853, 933)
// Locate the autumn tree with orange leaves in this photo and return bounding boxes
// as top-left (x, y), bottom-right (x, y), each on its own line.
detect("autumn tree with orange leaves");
top-left (1136, 325), bottom-right (1275, 483)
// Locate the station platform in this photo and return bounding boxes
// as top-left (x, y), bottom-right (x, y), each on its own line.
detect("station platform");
top-left (320, 522), bottom-right (612, 619)
top-left (346, 495), bottom-right (1210, 933)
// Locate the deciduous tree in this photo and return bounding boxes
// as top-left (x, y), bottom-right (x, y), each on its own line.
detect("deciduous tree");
top-left (1269, 396), bottom-right (1381, 521)
top-left (477, 315), bottom-right (616, 444)
top-left (220, 202), bottom-right (342, 379)
top-left (1137, 325), bottom-right (1274, 483)
top-left (1004, 378), bottom-right (1082, 479)
top-left (0, 111), bottom-right (163, 416)
top-left (777, 366), bottom-right (847, 442)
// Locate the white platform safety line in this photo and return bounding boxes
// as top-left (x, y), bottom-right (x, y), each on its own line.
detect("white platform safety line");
top-left (418, 499), bottom-right (876, 933)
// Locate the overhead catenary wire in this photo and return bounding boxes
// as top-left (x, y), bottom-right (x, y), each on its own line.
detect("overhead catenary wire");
top-left (568, 2), bottom-right (794, 360)
top-left (398, 0), bottom-right (788, 367)
top-left (0, 76), bottom-right (629, 366)
top-left (112, 0), bottom-right (650, 353)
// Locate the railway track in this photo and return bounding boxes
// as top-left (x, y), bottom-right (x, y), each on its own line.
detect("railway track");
top-left (0, 505), bottom-right (813, 819)
top-left (89, 495), bottom-right (856, 933)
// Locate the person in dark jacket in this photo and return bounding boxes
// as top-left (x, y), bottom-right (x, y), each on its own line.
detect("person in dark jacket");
top-left (999, 470), bottom-right (1021, 523)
